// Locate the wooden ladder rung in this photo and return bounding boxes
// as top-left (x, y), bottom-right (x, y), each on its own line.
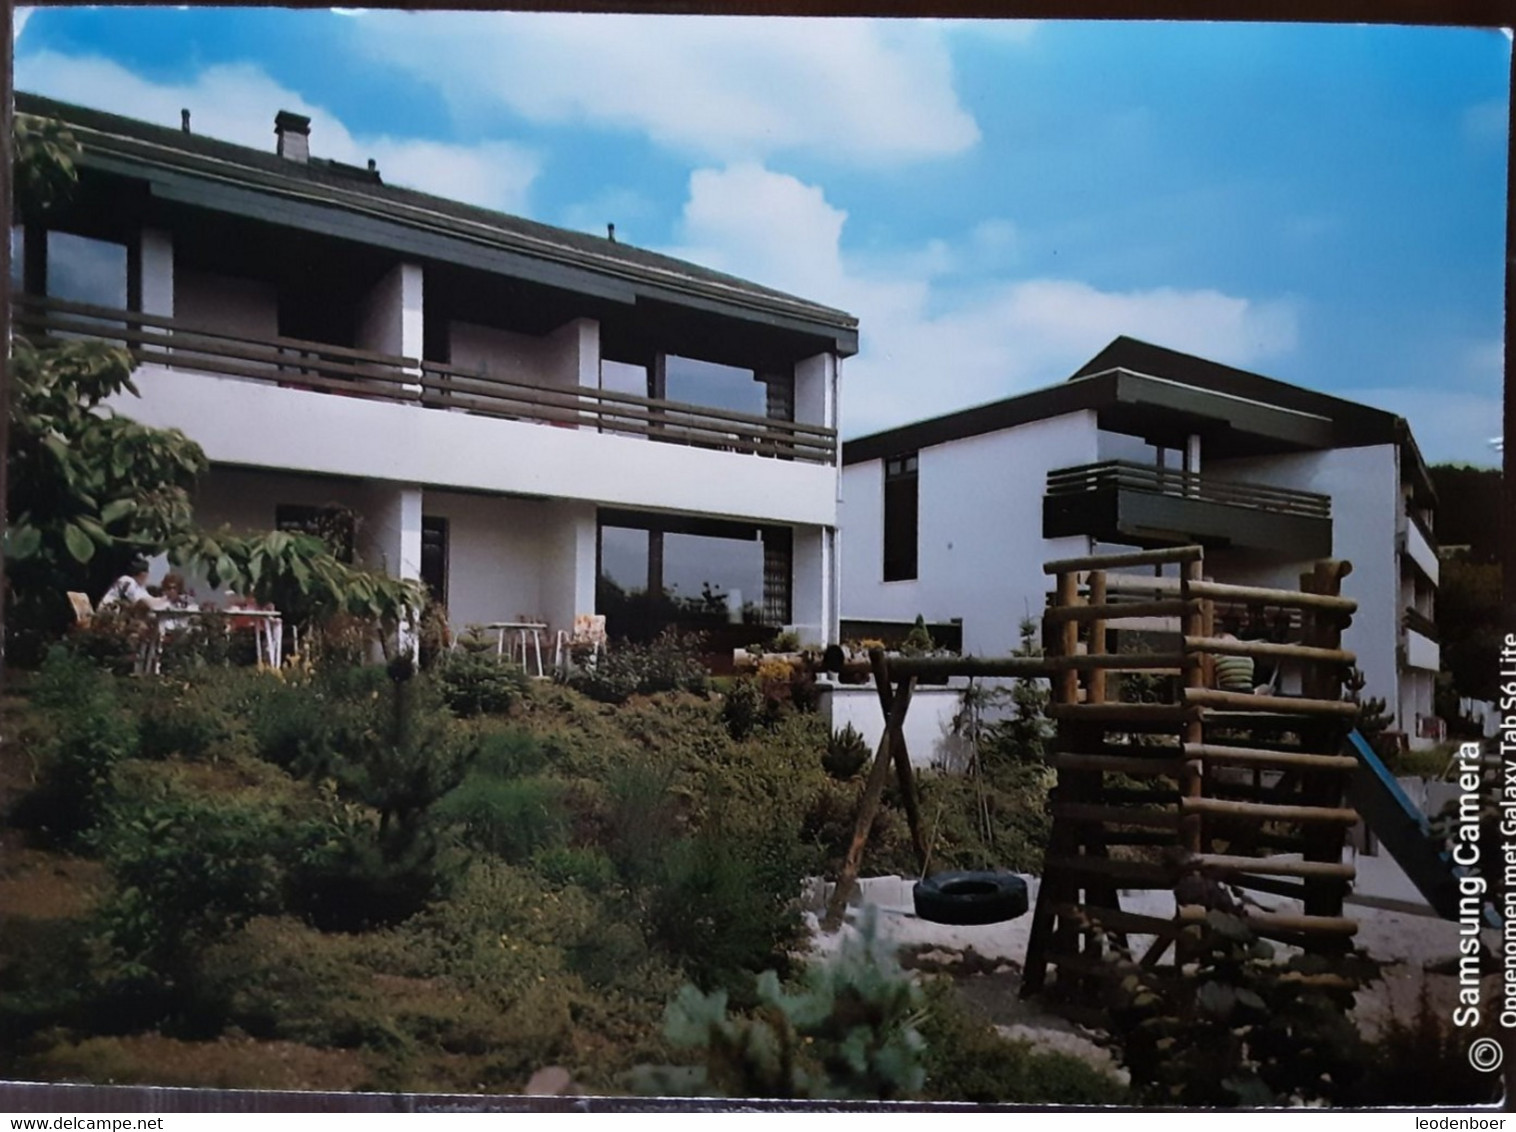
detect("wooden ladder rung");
top-left (1193, 853), bottom-right (1356, 880)
top-left (1047, 652), bottom-right (1192, 671)
top-left (1185, 742), bottom-right (1358, 771)
top-left (1183, 635), bottom-right (1356, 666)
top-left (1186, 688), bottom-right (1362, 718)
top-left (1180, 796), bottom-right (1359, 824)
top-left (1177, 904), bottom-right (1358, 937)
top-left (1184, 579), bottom-right (1358, 614)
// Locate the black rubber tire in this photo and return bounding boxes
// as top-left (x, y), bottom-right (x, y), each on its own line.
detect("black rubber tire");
top-left (913, 871), bottom-right (1029, 926)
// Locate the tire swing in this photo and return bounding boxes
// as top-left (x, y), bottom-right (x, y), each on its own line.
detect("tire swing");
top-left (913, 870), bottom-right (1029, 926)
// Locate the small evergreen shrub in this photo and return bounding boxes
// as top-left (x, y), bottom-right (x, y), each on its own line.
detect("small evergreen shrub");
top-left (631, 909), bottom-right (926, 1100)
top-left (822, 723), bottom-right (870, 780)
top-left (432, 632), bottom-right (530, 718)
top-left (531, 845), bottom-right (619, 892)
top-left (129, 679), bottom-right (230, 762)
top-left (721, 678), bottom-right (765, 741)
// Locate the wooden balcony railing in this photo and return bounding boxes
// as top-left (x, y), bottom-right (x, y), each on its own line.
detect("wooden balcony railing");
top-left (13, 294), bottom-right (838, 465)
top-left (1045, 460), bottom-right (1331, 520)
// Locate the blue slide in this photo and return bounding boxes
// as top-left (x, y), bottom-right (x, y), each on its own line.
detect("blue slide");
top-left (1344, 729), bottom-right (1499, 926)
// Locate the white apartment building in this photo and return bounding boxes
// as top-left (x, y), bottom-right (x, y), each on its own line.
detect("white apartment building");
top-left (840, 337), bottom-right (1441, 748)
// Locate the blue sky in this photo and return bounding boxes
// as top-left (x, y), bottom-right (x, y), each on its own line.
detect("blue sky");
top-left (13, 9), bottom-right (1509, 466)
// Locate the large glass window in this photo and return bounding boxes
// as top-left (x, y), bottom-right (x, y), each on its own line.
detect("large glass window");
top-left (597, 514), bottom-right (788, 643)
top-left (46, 230), bottom-right (128, 309)
top-left (883, 453), bottom-right (919, 582)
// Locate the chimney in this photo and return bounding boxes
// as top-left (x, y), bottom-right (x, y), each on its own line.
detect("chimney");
top-left (274, 110), bottom-right (311, 163)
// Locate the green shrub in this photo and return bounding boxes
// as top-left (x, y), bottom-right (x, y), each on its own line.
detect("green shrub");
top-left (13, 648), bottom-right (139, 843)
top-left (1351, 980), bottom-right (1503, 1106)
top-left (432, 631), bottom-right (529, 717)
top-left (570, 630), bottom-right (709, 705)
top-left (822, 723), bottom-right (870, 780)
top-left (720, 678), bottom-right (766, 741)
top-left (437, 775), bottom-right (571, 863)
top-left (153, 608), bottom-right (237, 672)
top-left (129, 679), bottom-right (230, 761)
top-left (532, 845), bottom-right (619, 892)
top-left (287, 797), bottom-right (459, 933)
top-left (245, 676), bottom-right (341, 775)
top-left (646, 831), bottom-right (807, 991)
top-left (90, 786), bottom-right (290, 1000)
top-left (471, 725), bottom-right (550, 779)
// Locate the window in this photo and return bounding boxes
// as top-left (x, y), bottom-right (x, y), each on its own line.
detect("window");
top-left (883, 453), bottom-right (919, 582)
top-left (46, 230), bottom-right (128, 309)
top-left (275, 504), bottom-right (356, 564)
top-left (420, 517), bottom-right (449, 607)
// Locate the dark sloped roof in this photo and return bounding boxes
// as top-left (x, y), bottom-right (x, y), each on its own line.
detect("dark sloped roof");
top-left (17, 91), bottom-right (858, 347)
top-left (844, 335), bottom-right (1434, 503)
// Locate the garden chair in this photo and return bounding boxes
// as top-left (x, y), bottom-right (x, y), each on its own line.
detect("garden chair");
top-left (66, 591), bottom-right (94, 626)
top-left (554, 614), bottom-right (606, 674)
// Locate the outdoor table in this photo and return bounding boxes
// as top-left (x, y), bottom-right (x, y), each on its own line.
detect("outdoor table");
top-left (486, 621), bottom-right (547, 677)
top-left (147, 606), bottom-right (283, 673)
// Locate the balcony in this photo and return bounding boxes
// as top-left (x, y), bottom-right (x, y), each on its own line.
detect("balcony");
top-left (1402, 607), bottom-right (1440, 672)
top-left (1398, 508), bottom-right (1440, 586)
top-left (13, 294), bottom-right (837, 466)
top-left (1043, 460), bottom-right (1332, 557)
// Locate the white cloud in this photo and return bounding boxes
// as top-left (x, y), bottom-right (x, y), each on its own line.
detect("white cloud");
top-left (13, 7), bottom-right (30, 43)
top-left (1463, 98), bottom-right (1508, 144)
top-left (663, 163), bottom-right (1301, 438)
top-left (354, 12), bottom-right (981, 165)
top-left (15, 51), bottom-right (540, 213)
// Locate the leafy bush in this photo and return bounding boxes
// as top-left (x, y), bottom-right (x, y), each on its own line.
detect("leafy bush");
top-left (822, 723), bottom-right (870, 780)
top-left (13, 648), bottom-right (139, 843)
top-left (631, 909), bottom-right (926, 1100)
top-left (90, 786), bottom-right (290, 1000)
top-left (432, 630), bottom-right (530, 717)
top-left (128, 678), bottom-right (230, 761)
top-left (570, 630), bottom-right (709, 705)
top-left (1107, 910), bottom-right (1379, 1106)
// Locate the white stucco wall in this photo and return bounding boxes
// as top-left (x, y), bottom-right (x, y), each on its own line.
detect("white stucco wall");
top-left (790, 525), bottom-right (835, 647)
top-left (450, 320), bottom-right (555, 383)
top-left (818, 683), bottom-right (972, 771)
top-left (839, 411), bottom-right (1097, 656)
top-left (540, 501), bottom-right (598, 638)
top-left (139, 229), bottom-right (174, 319)
top-left (356, 263), bottom-right (423, 360)
top-left (112, 365), bottom-right (839, 528)
top-left (419, 490), bottom-right (553, 629)
top-left (1205, 445), bottom-right (1401, 721)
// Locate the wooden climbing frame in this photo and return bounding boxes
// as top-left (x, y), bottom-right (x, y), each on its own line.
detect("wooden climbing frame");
top-left (1020, 545), bottom-right (1363, 1000)
top-left (820, 543), bottom-right (1365, 1002)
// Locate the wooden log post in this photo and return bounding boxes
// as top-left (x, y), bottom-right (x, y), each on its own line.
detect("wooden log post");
top-left (822, 650), bottom-right (917, 931)
top-left (1180, 558), bottom-right (1207, 856)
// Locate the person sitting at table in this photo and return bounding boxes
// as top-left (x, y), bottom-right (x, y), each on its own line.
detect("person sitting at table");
top-left (160, 573), bottom-right (199, 611)
top-left (100, 558), bottom-right (167, 610)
